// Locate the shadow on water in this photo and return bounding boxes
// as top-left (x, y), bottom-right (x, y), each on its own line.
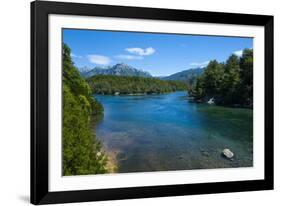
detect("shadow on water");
top-left (93, 91), bottom-right (253, 173)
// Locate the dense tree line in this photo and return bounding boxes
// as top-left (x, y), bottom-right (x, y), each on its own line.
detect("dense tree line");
top-left (87, 75), bottom-right (187, 95)
top-left (63, 44), bottom-right (107, 175)
top-left (189, 49), bottom-right (253, 107)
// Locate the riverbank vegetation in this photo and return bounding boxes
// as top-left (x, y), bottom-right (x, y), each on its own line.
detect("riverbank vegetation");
top-left (63, 44), bottom-right (107, 175)
top-left (87, 75), bottom-right (187, 95)
top-left (189, 49), bottom-right (253, 108)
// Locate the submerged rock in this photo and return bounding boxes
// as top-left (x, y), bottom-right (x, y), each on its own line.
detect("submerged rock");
top-left (222, 148), bottom-right (234, 159)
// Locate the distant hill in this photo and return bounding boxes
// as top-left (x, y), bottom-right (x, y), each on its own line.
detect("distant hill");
top-left (79, 66), bottom-right (97, 77)
top-left (162, 68), bottom-right (205, 84)
top-left (87, 75), bottom-right (186, 95)
top-left (81, 63), bottom-right (152, 78)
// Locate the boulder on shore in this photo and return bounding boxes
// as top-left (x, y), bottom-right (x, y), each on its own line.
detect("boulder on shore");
top-left (207, 97), bottom-right (215, 105)
top-left (222, 148), bottom-right (234, 159)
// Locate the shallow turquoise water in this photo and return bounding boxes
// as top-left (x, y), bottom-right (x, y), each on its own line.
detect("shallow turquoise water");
top-left (93, 91), bottom-right (253, 173)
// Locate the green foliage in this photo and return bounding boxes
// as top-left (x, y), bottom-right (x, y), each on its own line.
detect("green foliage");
top-left (238, 49), bottom-right (253, 105)
top-left (189, 49), bottom-right (253, 107)
top-left (193, 76), bottom-right (205, 100)
top-left (63, 44), bottom-right (103, 115)
top-left (87, 75), bottom-right (187, 95)
top-left (63, 44), bottom-right (106, 176)
top-left (202, 60), bottom-right (225, 96)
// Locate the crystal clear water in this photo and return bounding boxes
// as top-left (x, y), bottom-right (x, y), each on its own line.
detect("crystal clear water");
top-left (93, 91), bottom-right (253, 173)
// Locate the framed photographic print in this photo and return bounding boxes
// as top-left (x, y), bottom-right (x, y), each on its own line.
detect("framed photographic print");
top-left (31, 0), bottom-right (274, 204)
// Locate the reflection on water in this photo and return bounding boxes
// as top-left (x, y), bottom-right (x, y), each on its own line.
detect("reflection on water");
top-left (93, 91), bottom-right (253, 173)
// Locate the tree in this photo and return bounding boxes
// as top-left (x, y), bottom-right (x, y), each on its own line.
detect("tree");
top-left (239, 49), bottom-right (253, 106)
top-left (189, 48), bottom-right (253, 107)
top-left (221, 54), bottom-right (240, 104)
top-left (198, 60), bottom-right (224, 99)
top-left (63, 43), bottom-right (107, 175)
top-left (193, 76), bottom-right (205, 100)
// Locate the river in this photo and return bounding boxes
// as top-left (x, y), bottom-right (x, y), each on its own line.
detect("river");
top-left (93, 91), bottom-right (253, 173)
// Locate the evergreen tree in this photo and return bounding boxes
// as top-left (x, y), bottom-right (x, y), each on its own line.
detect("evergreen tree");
top-left (239, 49), bottom-right (253, 106)
top-left (221, 54), bottom-right (240, 104)
top-left (202, 60), bottom-right (224, 97)
top-left (189, 49), bottom-right (253, 107)
top-left (63, 44), bottom-right (107, 175)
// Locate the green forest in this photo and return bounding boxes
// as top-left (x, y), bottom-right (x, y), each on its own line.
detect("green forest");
top-left (189, 49), bottom-right (253, 107)
top-left (87, 75), bottom-right (187, 95)
top-left (62, 42), bottom-right (253, 175)
top-left (63, 44), bottom-right (107, 175)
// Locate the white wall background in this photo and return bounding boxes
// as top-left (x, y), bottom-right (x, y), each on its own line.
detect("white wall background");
top-left (0, 0), bottom-right (279, 205)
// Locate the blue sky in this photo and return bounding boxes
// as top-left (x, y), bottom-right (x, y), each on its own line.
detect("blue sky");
top-left (63, 29), bottom-right (253, 76)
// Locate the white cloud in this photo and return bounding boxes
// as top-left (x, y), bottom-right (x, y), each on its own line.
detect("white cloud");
top-left (87, 55), bottom-right (111, 65)
top-left (115, 55), bottom-right (143, 60)
top-left (125, 47), bottom-right (155, 56)
top-left (233, 50), bottom-right (243, 57)
top-left (70, 53), bottom-right (83, 58)
top-left (189, 61), bottom-right (210, 68)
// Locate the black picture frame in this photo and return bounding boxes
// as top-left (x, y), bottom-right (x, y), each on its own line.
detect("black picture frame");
top-left (31, 0), bottom-right (274, 204)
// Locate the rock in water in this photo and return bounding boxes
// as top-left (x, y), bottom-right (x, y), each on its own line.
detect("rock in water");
top-left (207, 97), bottom-right (215, 105)
top-left (222, 148), bottom-right (234, 159)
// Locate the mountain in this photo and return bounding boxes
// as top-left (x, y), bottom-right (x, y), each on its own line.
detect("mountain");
top-left (81, 63), bottom-right (152, 78)
top-left (79, 66), bottom-right (95, 77)
top-left (162, 68), bottom-right (205, 84)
